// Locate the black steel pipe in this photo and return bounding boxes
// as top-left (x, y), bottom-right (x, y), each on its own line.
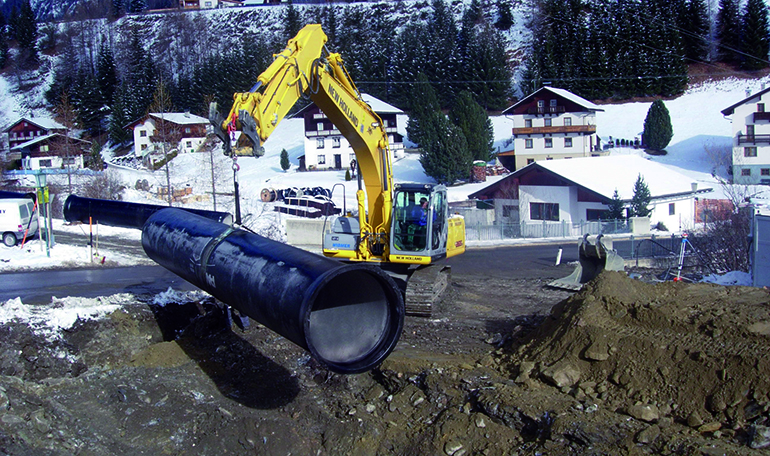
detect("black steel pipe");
top-left (63, 195), bottom-right (233, 229)
top-left (0, 191), bottom-right (36, 201)
top-left (141, 208), bottom-right (404, 374)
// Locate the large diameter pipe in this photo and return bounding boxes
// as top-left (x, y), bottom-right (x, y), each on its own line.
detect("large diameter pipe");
top-left (63, 195), bottom-right (233, 229)
top-left (141, 208), bottom-right (404, 374)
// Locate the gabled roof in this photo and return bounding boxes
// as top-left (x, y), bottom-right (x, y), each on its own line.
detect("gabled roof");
top-left (720, 86), bottom-right (770, 116)
top-left (469, 155), bottom-right (711, 201)
top-left (5, 117), bottom-right (66, 133)
top-left (502, 86), bottom-right (604, 115)
top-left (149, 112), bottom-right (209, 125)
top-left (293, 93), bottom-right (403, 117)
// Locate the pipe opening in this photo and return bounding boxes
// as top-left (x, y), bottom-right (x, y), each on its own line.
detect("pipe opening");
top-left (307, 269), bottom-right (397, 369)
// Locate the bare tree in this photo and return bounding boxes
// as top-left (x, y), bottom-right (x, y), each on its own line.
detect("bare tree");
top-left (148, 80), bottom-right (181, 206)
top-left (81, 170), bottom-right (126, 201)
top-left (52, 92), bottom-right (80, 194)
top-left (691, 143), bottom-right (757, 273)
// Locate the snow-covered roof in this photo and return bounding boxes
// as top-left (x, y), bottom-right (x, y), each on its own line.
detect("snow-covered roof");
top-left (6, 117), bottom-right (65, 132)
top-left (535, 155), bottom-right (709, 200)
top-left (720, 86), bottom-right (770, 116)
top-left (149, 112), bottom-right (209, 125)
top-left (503, 86), bottom-right (604, 114)
top-left (10, 134), bottom-right (57, 150)
top-left (293, 93), bottom-right (403, 117)
top-left (361, 94), bottom-right (403, 114)
top-left (470, 155), bottom-right (712, 201)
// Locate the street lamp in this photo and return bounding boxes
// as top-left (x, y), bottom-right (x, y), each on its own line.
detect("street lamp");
top-left (33, 170), bottom-right (52, 257)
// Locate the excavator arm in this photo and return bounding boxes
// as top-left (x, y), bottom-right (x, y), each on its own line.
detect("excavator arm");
top-left (210, 24), bottom-right (394, 262)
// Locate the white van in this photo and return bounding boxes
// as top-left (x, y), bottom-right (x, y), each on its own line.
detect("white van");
top-left (0, 198), bottom-right (39, 247)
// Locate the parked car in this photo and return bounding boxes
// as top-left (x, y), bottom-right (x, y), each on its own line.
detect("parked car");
top-left (0, 198), bottom-right (38, 247)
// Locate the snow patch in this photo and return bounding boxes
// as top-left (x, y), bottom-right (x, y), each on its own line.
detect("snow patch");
top-left (0, 294), bottom-right (131, 341)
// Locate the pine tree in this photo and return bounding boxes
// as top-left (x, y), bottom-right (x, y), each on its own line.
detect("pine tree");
top-left (282, 0), bottom-right (302, 42)
top-left (448, 91), bottom-right (493, 162)
top-left (388, 23), bottom-right (428, 108)
top-left (425, 0), bottom-right (459, 107)
top-left (123, 26), bottom-right (156, 120)
top-left (15, 0), bottom-right (38, 69)
top-left (740, 0), bottom-right (770, 70)
top-left (7, 6), bottom-right (18, 41)
top-left (110, 0), bottom-right (124, 20)
top-left (71, 71), bottom-right (105, 137)
top-left (109, 85), bottom-right (132, 145)
top-left (716, 0), bottom-right (742, 64)
top-left (280, 149), bottom-right (290, 172)
top-left (630, 175), bottom-right (652, 218)
top-left (463, 24), bottom-right (512, 110)
top-left (495, 0), bottom-right (514, 30)
top-left (606, 189), bottom-right (625, 220)
top-left (680, 0), bottom-right (709, 62)
top-left (642, 100), bottom-right (673, 151)
top-left (406, 73), bottom-right (441, 148)
top-left (0, 11), bottom-right (8, 69)
top-left (128, 0), bottom-right (147, 14)
top-left (419, 113), bottom-right (472, 185)
top-left (96, 44), bottom-right (119, 107)
top-left (45, 42), bottom-right (79, 106)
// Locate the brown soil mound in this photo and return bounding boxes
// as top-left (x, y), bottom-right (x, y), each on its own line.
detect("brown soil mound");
top-left (510, 271), bottom-right (770, 429)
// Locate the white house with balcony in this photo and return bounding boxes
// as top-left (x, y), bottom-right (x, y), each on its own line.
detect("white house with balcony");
top-left (295, 94), bottom-right (404, 171)
top-left (127, 112), bottom-right (209, 162)
top-left (502, 86), bottom-right (607, 171)
top-left (721, 87), bottom-right (770, 185)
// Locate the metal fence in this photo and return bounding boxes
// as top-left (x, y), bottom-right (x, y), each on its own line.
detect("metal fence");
top-left (465, 219), bottom-right (631, 241)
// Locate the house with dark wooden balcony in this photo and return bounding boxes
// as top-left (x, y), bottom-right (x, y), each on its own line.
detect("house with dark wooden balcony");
top-left (294, 94), bottom-right (404, 171)
top-left (721, 87), bottom-right (770, 185)
top-left (502, 86), bottom-right (607, 170)
top-left (5, 117), bottom-right (66, 152)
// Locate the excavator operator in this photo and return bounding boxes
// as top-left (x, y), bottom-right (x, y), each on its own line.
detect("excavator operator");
top-left (407, 197), bottom-right (429, 249)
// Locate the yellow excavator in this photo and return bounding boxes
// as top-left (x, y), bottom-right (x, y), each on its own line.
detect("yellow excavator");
top-left (210, 24), bottom-right (466, 317)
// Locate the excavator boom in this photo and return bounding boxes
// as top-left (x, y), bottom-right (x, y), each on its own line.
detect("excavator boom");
top-left (211, 24), bottom-right (466, 316)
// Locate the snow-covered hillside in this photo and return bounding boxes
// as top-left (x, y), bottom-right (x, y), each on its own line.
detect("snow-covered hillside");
top-left (2, 0), bottom-right (770, 234)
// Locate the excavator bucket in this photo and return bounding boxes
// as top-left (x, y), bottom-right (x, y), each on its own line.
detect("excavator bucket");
top-left (549, 234), bottom-right (625, 290)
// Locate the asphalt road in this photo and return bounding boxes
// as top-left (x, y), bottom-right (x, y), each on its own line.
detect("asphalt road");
top-left (1, 235), bottom-right (582, 304)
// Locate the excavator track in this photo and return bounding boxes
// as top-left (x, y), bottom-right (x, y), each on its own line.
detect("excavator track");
top-left (404, 264), bottom-right (451, 318)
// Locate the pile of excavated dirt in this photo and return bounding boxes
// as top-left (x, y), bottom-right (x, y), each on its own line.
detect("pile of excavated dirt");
top-left (507, 271), bottom-right (770, 449)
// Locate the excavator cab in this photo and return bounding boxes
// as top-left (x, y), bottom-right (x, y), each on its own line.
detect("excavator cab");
top-left (390, 184), bottom-right (448, 262)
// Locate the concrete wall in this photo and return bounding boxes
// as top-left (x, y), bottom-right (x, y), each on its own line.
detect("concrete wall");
top-left (648, 196), bottom-right (696, 231)
top-left (286, 218), bottom-right (331, 246)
